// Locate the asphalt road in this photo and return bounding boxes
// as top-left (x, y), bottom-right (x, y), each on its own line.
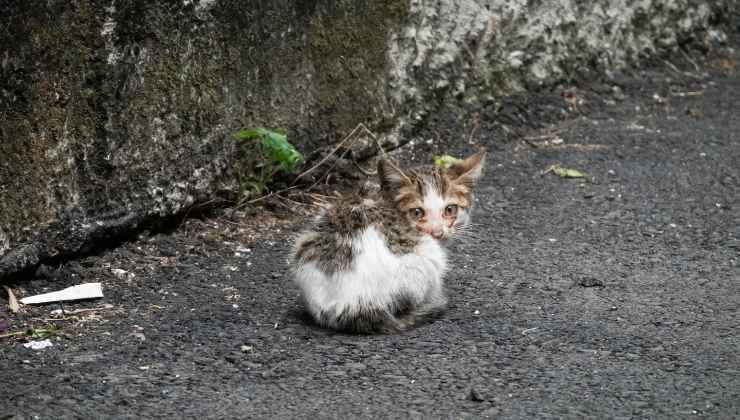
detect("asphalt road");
top-left (1, 46), bottom-right (739, 419)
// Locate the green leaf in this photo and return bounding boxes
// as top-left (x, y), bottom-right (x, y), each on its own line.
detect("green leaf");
top-left (233, 127), bottom-right (303, 172)
top-left (232, 129), bottom-right (262, 140)
top-left (546, 164), bottom-right (586, 178)
top-left (259, 130), bottom-right (303, 171)
top-left (231, 127), bottom-right (303, 204)
top-left (434, 155), bottom-right (462, 169)
top-left (27, 325), bottom-right (61, 339)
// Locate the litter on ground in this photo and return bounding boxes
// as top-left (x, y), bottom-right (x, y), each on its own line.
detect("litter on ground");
top-left (19, 283), bottom-right (103, 305)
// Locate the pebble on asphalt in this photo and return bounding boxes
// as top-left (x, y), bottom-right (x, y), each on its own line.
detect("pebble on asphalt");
top-left (578, 277), bottom-right (604, 287)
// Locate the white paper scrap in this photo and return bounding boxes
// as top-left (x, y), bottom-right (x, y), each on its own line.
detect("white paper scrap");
top-left (23, 339), bottom-right (53, 350)
top-left (19, 283), bottom-right (103, 305)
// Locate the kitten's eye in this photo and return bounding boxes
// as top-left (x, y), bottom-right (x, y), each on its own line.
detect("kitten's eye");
top-left (410, 208), bottom-right (425, 219)
top-left (444, 204), bottom-right (458, 218)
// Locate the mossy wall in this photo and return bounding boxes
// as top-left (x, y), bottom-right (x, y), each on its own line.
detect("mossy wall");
top-left (0, 0), bottom-right (406, 276)
top-left (0, 0), bottom-right (730, 277)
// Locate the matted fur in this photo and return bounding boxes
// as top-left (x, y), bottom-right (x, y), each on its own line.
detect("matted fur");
top-left (290, 151), bottom-right (485, 333)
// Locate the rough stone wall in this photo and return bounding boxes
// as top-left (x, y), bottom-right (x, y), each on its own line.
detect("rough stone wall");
top-left (0, 0), bottom-right (730, 278)
top-left (388, 0), bottom-right (724, 125)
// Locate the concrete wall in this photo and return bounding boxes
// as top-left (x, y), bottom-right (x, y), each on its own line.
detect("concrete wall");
top-left (0, 0), bottom-right (730, 278)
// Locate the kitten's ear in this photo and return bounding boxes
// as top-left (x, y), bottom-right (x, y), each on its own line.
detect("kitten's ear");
top-left (447, 150), bottom-right (486, 182)
top-left (377, 158), bottom-right (409, 191)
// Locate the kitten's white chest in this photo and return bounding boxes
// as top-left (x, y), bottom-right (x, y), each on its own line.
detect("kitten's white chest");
top-left (293, 226), bottom-right (447, 320)
top-left (354, 226), bottom-right (447, 282)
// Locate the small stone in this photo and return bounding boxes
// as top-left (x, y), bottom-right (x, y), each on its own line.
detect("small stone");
top-left (578, 277), bottom-right (604, 287)
top-left (481, 407), bottom-right (500, 417)
top-left (467, 387), bottom-right (485, 402)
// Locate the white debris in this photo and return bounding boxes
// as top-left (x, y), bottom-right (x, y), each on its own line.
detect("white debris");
top-left (129, 328), bottom-right (146, 342)
top-left (20, 283), bottom-right (103, 305)
top-left (23, 339), bottom-right (53, 350)
top-left (111, 268), bottom-right (135, 280)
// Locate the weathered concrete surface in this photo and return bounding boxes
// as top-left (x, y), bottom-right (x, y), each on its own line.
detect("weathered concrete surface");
top-left (0, 0), bottom-right (732, 278)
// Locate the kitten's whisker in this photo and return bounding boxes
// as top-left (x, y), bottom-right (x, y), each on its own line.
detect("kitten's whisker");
top-left (451, 226), bottom-right (486, 243)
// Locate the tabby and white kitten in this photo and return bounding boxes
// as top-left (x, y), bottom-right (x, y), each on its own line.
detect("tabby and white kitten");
top-left (290, 151), bottom-right (486, 333)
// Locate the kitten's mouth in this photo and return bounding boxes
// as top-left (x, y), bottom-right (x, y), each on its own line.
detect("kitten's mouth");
top-left (429, 232), bottom-right (450, 241)
top-left (416, 227), bottom-right (451, 241)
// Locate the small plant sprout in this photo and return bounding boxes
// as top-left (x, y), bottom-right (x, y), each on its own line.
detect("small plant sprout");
top-left (232, 128), bottom-right (303, 202)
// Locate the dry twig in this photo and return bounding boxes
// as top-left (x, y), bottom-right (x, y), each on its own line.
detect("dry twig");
top-left (293, 123), bottom-right (379, 183)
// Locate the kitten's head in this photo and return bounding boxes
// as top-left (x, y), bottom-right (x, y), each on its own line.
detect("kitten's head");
top-left (378, 150), bottom-right (486, 241)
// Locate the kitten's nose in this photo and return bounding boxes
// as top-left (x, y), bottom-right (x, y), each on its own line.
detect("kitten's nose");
top-left (430, 228), bottom-right (444, 239)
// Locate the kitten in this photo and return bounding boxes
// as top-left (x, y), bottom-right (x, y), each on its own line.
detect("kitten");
top-left (290, 150), bottom-right (486, 333)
